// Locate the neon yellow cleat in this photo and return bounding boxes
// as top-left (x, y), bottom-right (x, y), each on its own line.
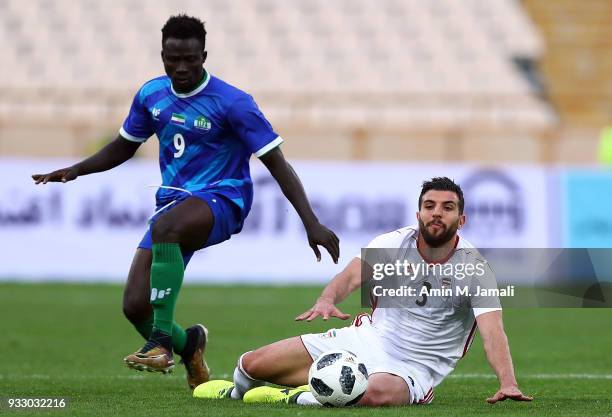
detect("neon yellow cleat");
top-left (243, 385), bottom-right (310, 404)
top-left (193, 380), bottom-right (235, 399)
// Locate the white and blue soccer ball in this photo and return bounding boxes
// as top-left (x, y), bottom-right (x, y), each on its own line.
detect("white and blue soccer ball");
top-left (308, 350), bottom-right (369, 407)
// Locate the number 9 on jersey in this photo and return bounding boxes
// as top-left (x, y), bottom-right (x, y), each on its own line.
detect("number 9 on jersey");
top-left (173, 133), bottom-right (185, 158)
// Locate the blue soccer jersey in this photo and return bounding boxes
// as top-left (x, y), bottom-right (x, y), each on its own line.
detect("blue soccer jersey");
top-left (120, 71), bottom-right (282, 218)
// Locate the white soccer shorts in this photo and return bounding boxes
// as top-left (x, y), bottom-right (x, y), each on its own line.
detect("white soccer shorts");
top-left (300, 313), bottom-right (434, 405)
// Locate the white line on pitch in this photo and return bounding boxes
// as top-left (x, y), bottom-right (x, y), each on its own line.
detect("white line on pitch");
top-left (449, 373), bottom-right (612, 380)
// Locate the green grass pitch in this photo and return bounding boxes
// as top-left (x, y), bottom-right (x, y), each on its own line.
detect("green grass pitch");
top-left (1, 283), bottom-right (611, 416)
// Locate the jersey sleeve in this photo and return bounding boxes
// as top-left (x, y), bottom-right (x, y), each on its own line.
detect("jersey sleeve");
top-left (119, 87), bottom-right (154, 143)
top-left (358, 230), bottom-right (407, 275)
top-left (227, 95), bottom-right (282, 157)
top-left (473, 307), bottom-right (502, 317)
top-left (363, 232), bottom-right (403, 252)
top-left (468, 261), bottom-right (502, 311)
top-left (356, 229), bottom-right (408, 259)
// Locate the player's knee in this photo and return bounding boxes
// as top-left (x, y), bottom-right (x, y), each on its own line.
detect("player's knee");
top-left (151, 217), bottom-right (181, 243)
top-left (359, 387), bottom-right (397, 407)
top-left (240, 351), bottom-right (265, 380)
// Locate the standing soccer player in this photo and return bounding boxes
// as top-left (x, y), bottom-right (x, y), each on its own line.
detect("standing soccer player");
top-left (32, 15), bottom-right (339, 390)
top-left (196, 177), bottom-right (532, 406)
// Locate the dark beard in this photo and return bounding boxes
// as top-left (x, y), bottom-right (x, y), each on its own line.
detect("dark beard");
top-left (418, 218), bottom-right (459, 248)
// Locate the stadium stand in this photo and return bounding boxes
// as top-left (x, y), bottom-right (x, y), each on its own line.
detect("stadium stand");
top-left (522, 0), bottom-right (612, 163)
top-left (2, 0), bottom-right (600, 162)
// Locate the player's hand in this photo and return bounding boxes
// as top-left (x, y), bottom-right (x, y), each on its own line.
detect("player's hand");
top-left (32, 167), bottom-right (79, 184)
top-left (305, 222), bottom-right (340, 264)
top-left (486, 385), bottom-right (533, 404)
top-left (295, 297), bottom-right (350, 322)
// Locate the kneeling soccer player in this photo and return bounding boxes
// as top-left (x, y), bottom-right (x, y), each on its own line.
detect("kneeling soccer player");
top-left (195, 177), bottom-right (533, 406)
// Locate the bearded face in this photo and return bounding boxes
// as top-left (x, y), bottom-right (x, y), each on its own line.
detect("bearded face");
top-left (417, 190), bottom-right (464, 248)
top-left (418, 216), bottom-right (461, 247)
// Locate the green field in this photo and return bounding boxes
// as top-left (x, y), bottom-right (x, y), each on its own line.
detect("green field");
top-left (1, 283), bottom-right (611, 417)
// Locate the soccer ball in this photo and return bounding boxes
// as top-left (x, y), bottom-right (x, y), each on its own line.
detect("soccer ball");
top-left (308, 350), bottom-right (368, 407)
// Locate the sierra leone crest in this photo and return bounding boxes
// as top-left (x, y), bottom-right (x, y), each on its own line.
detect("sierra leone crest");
top-left (194, 115), bottom-right (212, 131)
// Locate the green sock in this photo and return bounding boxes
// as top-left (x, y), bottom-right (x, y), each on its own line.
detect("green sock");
top-left (171, 322), bottom-right (187, 353)
top-left (150, 243), bottom-right (184, 336)
top-left (133, 318), bottom-right (187, 353)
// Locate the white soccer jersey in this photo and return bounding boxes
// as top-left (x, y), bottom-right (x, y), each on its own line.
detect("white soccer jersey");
top-left (360, 225), bottom-right (501, 387)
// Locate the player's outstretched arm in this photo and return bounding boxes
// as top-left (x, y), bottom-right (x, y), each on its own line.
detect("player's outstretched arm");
top-left (259, 147), bottom-right (339, 263)
top-left (32, 135), bottom-right (141, 184)
top-left (476, 311), bottom-right (533, 404)
top-left (295, 257), bottom-right (361, 322)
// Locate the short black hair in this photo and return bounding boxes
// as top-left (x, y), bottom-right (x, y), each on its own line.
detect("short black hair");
top-left (418, 177), bottom-right (465, 214)
top-left (161, 14), bottom-right (207, 49)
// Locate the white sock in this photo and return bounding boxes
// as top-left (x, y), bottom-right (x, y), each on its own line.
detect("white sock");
top-left (231, 352), bottom-right (264, 400)
top-left (296, 391), bottom-right (322, 406)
